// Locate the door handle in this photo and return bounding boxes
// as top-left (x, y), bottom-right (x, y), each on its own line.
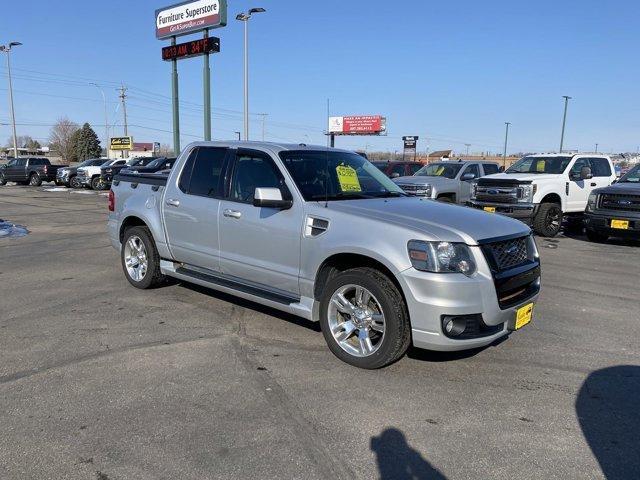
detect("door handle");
top-left (223, 209), bottom-right (242, 219)
top-left (165, 198), bottom-right (180, 207)
top-left (590, 182), bottom-right (597, 187)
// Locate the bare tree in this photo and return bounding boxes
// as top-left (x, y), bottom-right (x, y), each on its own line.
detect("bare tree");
top-left (158, 143), bottom-right (174, 157)
top-left (48, 117), bottom-right (79, 161)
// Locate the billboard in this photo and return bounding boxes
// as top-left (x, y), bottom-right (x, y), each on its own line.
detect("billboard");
top-left (162, 37), bottom-right (220, 61)
top-left (110, 137), bottom-right (133, 150)
top-left (328, 115), bottom-right (386, 135)
top-left (403, 136), bottom-right (419, 149)
top-left (156, 0), bottom-right (227, 39)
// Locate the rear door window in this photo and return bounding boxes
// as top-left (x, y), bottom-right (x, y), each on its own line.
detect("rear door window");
top-left (588, 158), bottom-right (612, 177)
top-left (16, 159), bottom-right (27, 166)
top-left (184, 147), bottom-right (228, 197)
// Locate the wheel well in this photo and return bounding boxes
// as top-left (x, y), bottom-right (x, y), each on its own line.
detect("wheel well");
top-left (540, 193), bottom-right (562, 205)
top-left (314, 253), bottom-right (404, 302)
top-left (119, 216), bottom-right (148, 242)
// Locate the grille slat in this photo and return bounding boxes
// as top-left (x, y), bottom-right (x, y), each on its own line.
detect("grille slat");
top-left (599, 193), bottom-right (640, 212)
top-left (483, 237), bottom-right (529, 271)
top-left (475, 186), bottom-right (519, 204)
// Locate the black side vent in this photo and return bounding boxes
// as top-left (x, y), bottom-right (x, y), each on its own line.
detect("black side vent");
top-left (305, 216), bottom-right (329, 237)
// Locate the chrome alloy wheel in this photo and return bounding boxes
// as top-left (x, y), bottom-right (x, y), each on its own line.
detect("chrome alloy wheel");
top-left (124, 235), bottom-right (148, 282)
top-left (327, 284), bottom-right (385, 357)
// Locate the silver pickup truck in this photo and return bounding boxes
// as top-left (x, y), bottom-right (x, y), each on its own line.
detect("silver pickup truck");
top-left (108, 142), bottom-right (541, 369)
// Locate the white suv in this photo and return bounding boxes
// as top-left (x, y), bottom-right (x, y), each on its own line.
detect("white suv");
top-left (468, 154), bottom-right (616, 237)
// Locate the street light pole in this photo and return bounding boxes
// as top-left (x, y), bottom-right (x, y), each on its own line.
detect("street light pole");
top-left (1, 42), bottom-right (22, 158)
top-left (236, 8), bottom-right (266, 141)
top-left (595, 143), bottom-right (598, 153)
top-left (559, 95), bottom-right (571, 153)
top-left (465, 143), bottom-right (471, 156)
top-left (503, 122), bottom-right (511, 169)
top-left (90, 83), bottom-right (109, 156)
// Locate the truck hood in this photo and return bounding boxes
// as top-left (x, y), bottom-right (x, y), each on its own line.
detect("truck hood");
top-left (482, 172), bottom-right (563, 183)
top-left (595, 181), bottom-right (640, 196)
top-left (393, 176), bottom-right (457, 187)
top-left (324, 197), bottom-right (530, 245)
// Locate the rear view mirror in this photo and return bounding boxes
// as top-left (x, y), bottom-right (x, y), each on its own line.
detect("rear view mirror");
top-left (253, 187), bottom-right (292, 209)
top-left (499, 166), bottom-right (505, 172)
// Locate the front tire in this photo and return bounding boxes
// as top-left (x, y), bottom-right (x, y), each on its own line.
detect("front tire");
top-left (69, 176), bottom-right (80, 188)
top-left (29, 173), bottom-right (42, 187)
top-left (533, 202), bottom-right (562, 237)
top-left (0, 173), bottom-right (6, 186)
top-left (319, 267), bottom-right (410, 369)
top-left (586, 228), bottom-right (608, 243)
top-left (121, 226), bottom-right (165, 289)
top-left (91, 176), bottom-right (103, 190)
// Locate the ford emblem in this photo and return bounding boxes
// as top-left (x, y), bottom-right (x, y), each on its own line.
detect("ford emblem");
top-left (618, 200), bottom-right (632, 205)
top-left (505, 245), bottom-right (518, 255)
top-left (488, 189), bottom-right (498, 195)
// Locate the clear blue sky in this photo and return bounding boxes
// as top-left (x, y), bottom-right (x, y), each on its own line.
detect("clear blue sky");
top-left (1, 0), bottom-right (639, 154)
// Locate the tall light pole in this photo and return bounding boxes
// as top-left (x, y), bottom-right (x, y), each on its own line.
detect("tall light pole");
top-left (595, 143), bottom-right (598, 153)
top-left (236, 7), bottom-right (266, 141)
top-left (559, 95), bottom-right (571, 153)
top-left (90, 83), bottom-right (109, 156)
top-left (503, 122), bottom-right (511, 168)
top-left (465, 143), bottom-right (471, 156)
top-left (0, 42), bottom-right (22, 158)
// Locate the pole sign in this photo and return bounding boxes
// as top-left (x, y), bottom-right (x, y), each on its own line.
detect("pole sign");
top-left (162, 37), bottom-right (220, 61)
top-left (328, 115), bottom-right (387, 135)
top-left (110, 137), bottom-right (133, 150)
top-left (403, 136), bottom-right (419, 149)
top-left (155, 0), bottom-right (227, 39)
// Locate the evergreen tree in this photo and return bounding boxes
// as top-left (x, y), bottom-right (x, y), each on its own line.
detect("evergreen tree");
top-left (75, 123), bottom-right (102, 160)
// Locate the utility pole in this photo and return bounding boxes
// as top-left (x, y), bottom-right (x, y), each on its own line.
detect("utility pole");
top-left (503, 122), bottom-right (511, 169)
top-left (257, 113), bottom-right (268, 141)
top-left (0, 42), bottom-right (21, 158)
top-left (171, 36), bottom-right (180, 154)
top-left (465, 143), bottom-right (471, 156)
top-left (595, 143), bottom-right (598, 153)
top-left (559, 95), bottom-right (571, 153)
top-left (118, 84), bottom-right (128, 136)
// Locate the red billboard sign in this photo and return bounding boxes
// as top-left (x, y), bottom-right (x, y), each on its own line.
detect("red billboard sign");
top-left (329, 115), bottom-right (386, 135)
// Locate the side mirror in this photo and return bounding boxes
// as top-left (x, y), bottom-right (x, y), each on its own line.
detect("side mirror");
top-left (499, 166), bottom-right (505, 172)
top-left (391, 172), bottom-right (400, 178)
top-left (580, 166), bottom-right (593, 180)
top-left (461, 172), bottom-right (477, 181)
top-left (253, 187), bottom-right (292, 209)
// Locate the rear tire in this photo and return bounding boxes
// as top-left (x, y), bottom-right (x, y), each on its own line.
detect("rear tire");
top-left (121, 226), bottom-right (166, 289)
top-left (533, 202), bottom-right (562, 237)
top-left (586, 228), bottom-right (608, 243)
top-left (0, 173), bottom-right (6, 186)
top-left (29, 173), bottom-right (42, 187)
top-left (319, 267), bottom-right (410, 369)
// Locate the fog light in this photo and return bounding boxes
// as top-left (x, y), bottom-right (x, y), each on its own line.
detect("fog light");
top-left (442, 316), bottom-right (466, 337)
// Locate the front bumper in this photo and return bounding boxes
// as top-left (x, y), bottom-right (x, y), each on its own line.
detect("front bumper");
top-left (468, 200), bottom-right (538, 225)
top-left (584, 212), bottom-right (640, 237)
top-left (398, 245), bottom-right (540, 352)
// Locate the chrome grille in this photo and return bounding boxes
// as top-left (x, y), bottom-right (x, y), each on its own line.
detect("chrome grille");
top-left (396, 183), bottom-right (430, 196)
top-left (482, 236), bottom-right (530, 271)
top-left (475, 186), bottom-right (519, 204)
top-left (599, 193), bottom-right (640, 212)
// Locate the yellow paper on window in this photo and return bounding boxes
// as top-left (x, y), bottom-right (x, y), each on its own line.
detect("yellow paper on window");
top-left (436, 166), bottom-right (445, 175)
top-left (336, 165), bottom-right (361, 192)
top-left (536, 160), bottom-right (545, 172)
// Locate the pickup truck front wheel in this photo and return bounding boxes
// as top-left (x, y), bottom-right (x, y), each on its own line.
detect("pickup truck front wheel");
top-left (29, 173), bottom-right (42, 187)
top-left (319, 267), bottom-right (410, 369)
top-left (533, 202), bottom-right (562, 237)
top-left (0, 173), bottom-right (6, 185)
top-left (121, 226), bottom-right (165, 289)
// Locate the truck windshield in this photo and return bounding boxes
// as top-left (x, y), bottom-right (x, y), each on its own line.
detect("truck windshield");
top-left (506, 156), bottom-right (573, 174)
top-left (414, 163), bottom-right (462, 179)
top-left (619, 164), bottom-right (640, 183)
top-left (279, 150), bottom-right (406, 201)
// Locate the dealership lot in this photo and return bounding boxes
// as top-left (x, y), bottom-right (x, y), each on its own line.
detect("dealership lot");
top-left (0, 185), bottom-right (638, 479)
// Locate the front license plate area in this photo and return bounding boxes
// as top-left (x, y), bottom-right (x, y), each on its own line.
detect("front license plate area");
top-left (611, 219), bottom-right (629, 230)
top-left (483, 207), bottom-right (496, 213)
top-left (514, 303), bottom-right (534, 330)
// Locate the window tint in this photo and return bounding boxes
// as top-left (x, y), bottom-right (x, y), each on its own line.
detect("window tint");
top-left (230, 152), bottom-right (284, 203)
top-left (570, 158), bottom-right (590, 178)
top-left (462, 164), bottom-right (480, 179)
top-left (185, 147), bottom-right (227, 197)
top-left (589, 158), bottom-right (612, 177)
top-left (178, 150), bottom-right (197, 193)
top-left (409, 163), bottom-right (423, 175)
top-left (483, 163), bottom-right (500, 175)
top-left (391, 164), bottom-right (405, 177)
top-left (16, 159), bottom-right (27, 166)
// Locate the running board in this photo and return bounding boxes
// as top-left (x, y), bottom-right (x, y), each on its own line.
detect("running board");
top-left (175, 266), bottom-right (300, 306)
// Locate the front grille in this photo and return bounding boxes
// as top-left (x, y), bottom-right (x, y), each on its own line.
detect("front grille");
top-left (599, 193), bottom-right (640, 212)
top-left (475, 186), bottom-right (519, 204)
top-left (483, 237), bottom-right (529, 271)
top-left (397, 183), bottom-right (430, 196)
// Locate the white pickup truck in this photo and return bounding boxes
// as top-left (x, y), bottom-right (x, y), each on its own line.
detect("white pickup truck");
top-left (468, 154), bottom-right (616, 237)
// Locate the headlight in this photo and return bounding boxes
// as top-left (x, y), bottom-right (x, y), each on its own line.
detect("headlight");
top-left (105, 168), bottom-right (113, 173)
top-left (586, 192), bottom-right (597, 212)
top-left (471, 182), bottom-right (478, 199)
top-left (518, 184), bottom-right (537, 203)
top-left (407, 240), bottom-right (477, 276)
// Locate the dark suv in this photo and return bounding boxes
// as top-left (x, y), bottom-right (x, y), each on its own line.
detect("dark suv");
top-left (584, 163), bottom-right (640, 242)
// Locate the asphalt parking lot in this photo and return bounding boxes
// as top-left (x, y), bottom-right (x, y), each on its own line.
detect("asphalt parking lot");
top-left (1, 184), bottom-right (638, 480)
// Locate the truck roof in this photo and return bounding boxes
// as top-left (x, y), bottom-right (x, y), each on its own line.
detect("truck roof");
top-left (182, 140), bottom-right (356, 155)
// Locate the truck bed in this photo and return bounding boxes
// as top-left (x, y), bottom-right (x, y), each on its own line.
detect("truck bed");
top-left (113, 172), bottom-right (169, 187)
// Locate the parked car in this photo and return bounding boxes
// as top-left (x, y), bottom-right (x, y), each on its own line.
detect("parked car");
top-left (77, 159), bottom-right (127, 190)
top-left (468, 154), bottom-right (616, 237)
top-left (56, 158), bottom-right (108, 188)
top-left (393, 160), bottom-right (500, 203)
top-left (108, 142), bottom-right (540, 369)
top-left (100, 157), bottom-right (161, 188)
top-left (0, 157), bottom-right (68, 187)
top-left (372, 161), bottom-right (425, 178)
top-left (584, 163), bottom-right (640, 242)
top-left (122, 157), bottom-right (176, 174)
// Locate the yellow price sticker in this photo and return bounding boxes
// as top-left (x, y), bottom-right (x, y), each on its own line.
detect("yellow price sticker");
top-left (336, 165), bottom-right (362, 192)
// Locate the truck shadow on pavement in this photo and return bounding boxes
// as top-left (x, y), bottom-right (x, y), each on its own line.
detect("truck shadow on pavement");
top-left (576, 365), bottom-right (640, 479)
top-left (370, 428), bottom-right (447, 479)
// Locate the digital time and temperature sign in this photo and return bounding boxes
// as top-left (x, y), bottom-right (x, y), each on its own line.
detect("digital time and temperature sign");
top-left (161, 37), bottom-right (220, 61)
